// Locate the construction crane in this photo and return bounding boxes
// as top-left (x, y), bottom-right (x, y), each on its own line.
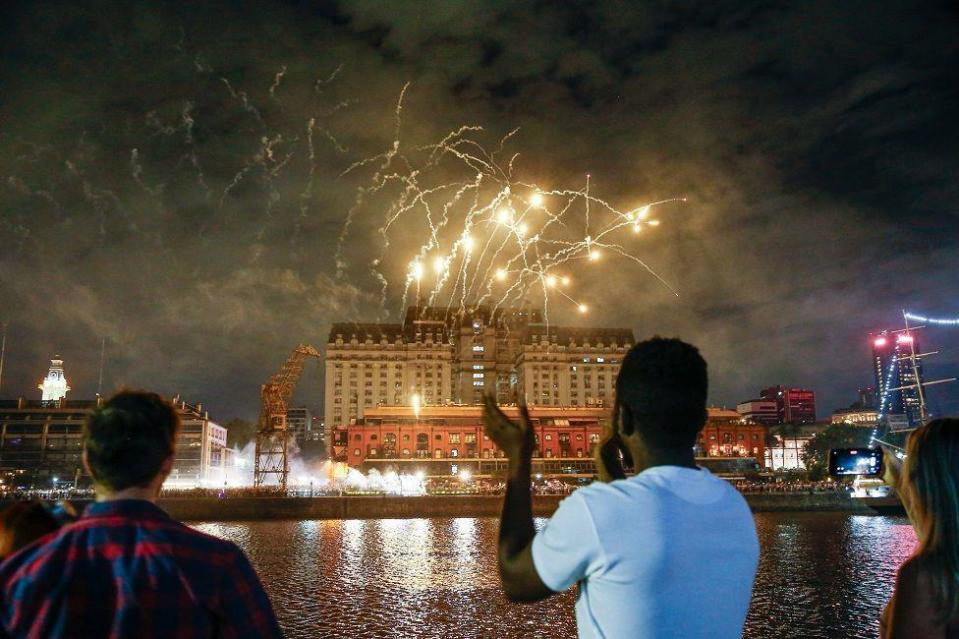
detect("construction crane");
top-left (254, 344), bottom-right (322, 489)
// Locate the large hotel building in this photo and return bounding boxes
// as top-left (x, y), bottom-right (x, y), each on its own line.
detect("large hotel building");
top-left (326, 306), bottom-right (767, 474)
top-left (325, 305), bottom-right (632, 458)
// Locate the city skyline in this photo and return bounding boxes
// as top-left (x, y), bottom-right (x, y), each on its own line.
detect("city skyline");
top-left (1, 2), bottom-right (957, 423)
top-left (1, 317), bottom-right (951, 424)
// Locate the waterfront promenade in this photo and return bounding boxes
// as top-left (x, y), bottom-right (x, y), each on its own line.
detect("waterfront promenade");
top-left (0, 491), bottom-right (881, 521)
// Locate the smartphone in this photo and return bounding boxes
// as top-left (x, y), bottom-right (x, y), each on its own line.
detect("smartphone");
top-left (829, 448), bottom-right (883, 477)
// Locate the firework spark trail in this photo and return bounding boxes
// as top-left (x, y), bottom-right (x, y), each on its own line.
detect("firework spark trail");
top-left (314, 64), bottom-right (344, 93)
top-left (338, 95), bottom-right (685, 326)
top-left (220, 78), bottom-right (265, 128)
top-left (179, 101), bottom-right (211, 200)
top-left (335, 83), bottom-right (411, 281)
top-left (130, 148), bottom-right (161, 198)
top-left (269, 65), bottom-right (287, 101)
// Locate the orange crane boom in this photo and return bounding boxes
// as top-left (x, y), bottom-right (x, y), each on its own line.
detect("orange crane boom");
top-left (253, 344), bottom-right (322, 489)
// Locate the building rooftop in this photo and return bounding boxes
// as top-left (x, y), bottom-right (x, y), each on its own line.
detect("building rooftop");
top-left (361, 404), bottom-right (610, 419)
top-left (521, 325), bottom-right (635, 346)
top-left (707, 407), bottom-right (747, 420)
top-left (358, 405), bottom-right (752, 421)
top-left (0, 396), bottom-right (212, 420)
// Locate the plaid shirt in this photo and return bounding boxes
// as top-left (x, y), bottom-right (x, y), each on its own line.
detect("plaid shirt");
top-left (0, 499), bottom-right (282, 639)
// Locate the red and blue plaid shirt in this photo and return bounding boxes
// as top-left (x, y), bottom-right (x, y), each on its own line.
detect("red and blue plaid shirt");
top-left (0, 499), bottom-right (282, 639)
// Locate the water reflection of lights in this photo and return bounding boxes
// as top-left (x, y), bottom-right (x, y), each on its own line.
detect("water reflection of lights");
top-left (372, 518), bottom-right (438, 592)
top-left (452, 518), bottom-right (477, 568)
top-left (342, 519), bottom-right (367, 562)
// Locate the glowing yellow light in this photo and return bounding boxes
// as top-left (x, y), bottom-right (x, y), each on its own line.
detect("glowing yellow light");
top-left (529, 192), bottom-right (544, 207)
top-left (633, 223), bottom-right (642, 233)
top-left (545, 275), bottom-right (557, 288)
top-left (588, 249), bottom-right (601, 261)
top-left (432, 256), bottom-right (445, 274)
top-left (625, 211), bottom-right (634, 221)
top-left (638, 205), bottom-right (650, 220)
top-left (516, 223), bottom-right (528, 237)
top-left (411, 261), bottom-right (424, 280)
top-left (561, 276), bottom-right (570, 286)
top-left (462, 233), bottom-right (474, 251)
top-left (495, 268), bottom-right (508, 281)
top-left (578, 303), bottom-right (588, 314)
top-left (496, 208), bottom-right (512, 224)
top-left (648, 219), bottom-right (660, 226)
top-left (411, 393), bottom-right (421, 417)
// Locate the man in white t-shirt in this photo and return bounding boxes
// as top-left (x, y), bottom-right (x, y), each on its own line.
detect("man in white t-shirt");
top-left (482, 337), bottom-right (759, 639)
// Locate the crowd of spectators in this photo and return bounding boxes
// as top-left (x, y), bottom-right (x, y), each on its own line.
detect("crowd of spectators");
top-left (2, 477), bottom-right (859, 500)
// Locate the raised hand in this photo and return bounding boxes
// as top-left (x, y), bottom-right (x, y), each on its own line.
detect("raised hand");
top-left (482, 394), bottom-right (535, 470)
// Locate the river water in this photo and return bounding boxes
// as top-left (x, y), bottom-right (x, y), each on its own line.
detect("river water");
top-left (193, 512), bottom-right (917, 639)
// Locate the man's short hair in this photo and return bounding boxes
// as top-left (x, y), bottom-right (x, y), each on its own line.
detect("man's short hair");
top-left (84, 391), bottom-right (180, 490)
top-left (614, 337), bottom-right (708, 449)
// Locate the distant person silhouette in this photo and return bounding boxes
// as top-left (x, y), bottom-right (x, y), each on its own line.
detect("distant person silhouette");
top-left (0, 390), bottom-right (281, 639)
top-left (881, 418), bottom-right (959, 638)
top-left (483, 337), bottom-right (759, 639)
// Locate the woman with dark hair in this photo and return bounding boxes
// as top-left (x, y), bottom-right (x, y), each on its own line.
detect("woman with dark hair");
top-left (0, 501), bottom-right (63, 560)
top-left (881, 418), bottom-right (959, 638)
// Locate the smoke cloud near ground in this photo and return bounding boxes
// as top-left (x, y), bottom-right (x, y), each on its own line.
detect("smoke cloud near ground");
top-left (1, 1), bottom-right (957, 420)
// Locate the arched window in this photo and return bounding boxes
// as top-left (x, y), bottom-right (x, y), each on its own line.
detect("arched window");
top-left (353, 448), bottom-right (361, 457)
top-left (434, 449), bottom-right (442, 459)
top-left (450, 448), bottom-right (458, 458)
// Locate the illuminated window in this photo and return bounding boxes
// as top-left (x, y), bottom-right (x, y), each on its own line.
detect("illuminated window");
top-left (472, 345), bottom-right (485, 352)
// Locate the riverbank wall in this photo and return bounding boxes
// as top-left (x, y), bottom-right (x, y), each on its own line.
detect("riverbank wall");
top-left (13, 492), bottom-right (881, 521)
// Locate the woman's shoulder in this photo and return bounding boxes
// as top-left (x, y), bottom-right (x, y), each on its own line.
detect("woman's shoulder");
top-left (897, 554), bottom-right (937, 587)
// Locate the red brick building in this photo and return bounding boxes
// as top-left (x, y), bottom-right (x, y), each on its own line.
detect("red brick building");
top-left (349, 405), bottom-right (605, 476)
top-left (696, 408), bottom-right (767, 460)
top-left (347, 405), bottom-right (767, 477)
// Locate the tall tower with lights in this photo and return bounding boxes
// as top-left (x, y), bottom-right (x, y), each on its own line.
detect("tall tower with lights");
top-left (872, 332), bottom-right (924, 427)
top-left (38, 356), bottom-right (71, 402)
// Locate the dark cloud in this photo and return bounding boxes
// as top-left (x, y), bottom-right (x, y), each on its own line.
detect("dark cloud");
top-left (1, 0), bottom-right (957, 420)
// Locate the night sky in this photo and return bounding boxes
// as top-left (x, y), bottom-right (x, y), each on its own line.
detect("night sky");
top-left (2, 1), bottom-right (958, 422)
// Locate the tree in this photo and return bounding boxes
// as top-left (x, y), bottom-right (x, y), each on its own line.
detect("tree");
top-left (224, 418), bottom-right (257, 449)
top-left (803, 423), bottom-right (875, 480)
